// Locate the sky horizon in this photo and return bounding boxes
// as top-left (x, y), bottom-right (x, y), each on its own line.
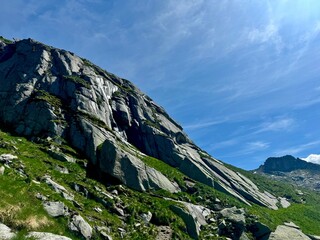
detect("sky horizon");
top-left (2, 0), bottom-right (320, 169)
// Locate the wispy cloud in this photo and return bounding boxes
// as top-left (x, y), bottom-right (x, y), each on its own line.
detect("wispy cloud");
top-left (184, 117), bottom-right (227, 130)
top-left (220, 140), bottom-right (270, 158)
top-left (274, 140), bottom-right (320, 156)
top-left (255, 117), bottom-right (295, 133)
top-left (247, 22), bottom-right (283, 52)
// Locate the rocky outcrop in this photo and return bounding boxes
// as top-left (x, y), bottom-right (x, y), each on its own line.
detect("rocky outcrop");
top-left (268, 225), bottom-right (311, 240)
top-left (256, 155), bottom-right (320, 192)
top-left (171, 202), bottom-right (210, 239)
top-left (43, 201), bottom-right (68, 217)
top-left (68, 214), bottom-right (92, 239)
top-left (97, 138), bottom-right (180, 193)
top-left (0, 37), bottom-right (279, 208)
top-left (0, 223), bottom-right (16, 240)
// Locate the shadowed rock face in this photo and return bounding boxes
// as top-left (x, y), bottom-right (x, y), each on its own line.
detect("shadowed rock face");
top-left (0, 38), bottom-right (279, 208)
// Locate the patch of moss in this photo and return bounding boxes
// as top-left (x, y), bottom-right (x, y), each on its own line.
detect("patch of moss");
top-left (77, 110), bottom-right (112, 131)
top-left (63, 75), bottom-right (90, 89)
top-left (33, 90), bottom-right (62, 110)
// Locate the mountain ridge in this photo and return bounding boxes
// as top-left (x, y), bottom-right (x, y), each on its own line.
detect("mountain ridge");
top-left (256, 155), bottom-right (320, 173)
top-left (2, 36), bottom-right (320, 239)
top-left (0, 37), bottom-right (279, 210)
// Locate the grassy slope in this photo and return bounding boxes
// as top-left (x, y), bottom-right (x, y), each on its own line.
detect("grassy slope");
top-left (1, 128), bottom-right (320, 239)
top-left (225, 163), bottom-right (320, 235)
top-left (0, 129), bottom-right (191, 239)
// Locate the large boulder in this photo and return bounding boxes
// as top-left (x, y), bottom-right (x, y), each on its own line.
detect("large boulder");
top-left (171, 202), bottom-right (210, 239)
top-left (68, 214), bottom-right (92, 239)
top-left (43, 201), bottom-right (68, 217)
top-left (0, 223), bottom-right (16, 240)
top-left (268, 225), bottom-right (311, 240)
top-left (27, 232), bottom-right (72, 240)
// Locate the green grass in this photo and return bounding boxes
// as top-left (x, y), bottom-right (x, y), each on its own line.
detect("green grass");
top-left (0, 130), bottom-right (193, 239)
top-left (62, 75), bottom-right (91, 89)
top-left (33, 90), bottom-right (62, 110)
top-left (224, 163), bottom-right (320, 235)
top-left (2, 127), bottom-right (320, 239)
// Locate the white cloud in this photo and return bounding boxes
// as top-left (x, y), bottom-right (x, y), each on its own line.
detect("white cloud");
top-left (301, 154), bottom-right (320, 165)
top-left (275, 140), bottom-right (320, 156)
top-left (247, 22), bottom-right (283, 52)
top-left (184, 118), bottom-right (227, 130)
top-left (248, 141), bottom-right (270, 150)
top-left (255, 117), bottom-right (294, 133)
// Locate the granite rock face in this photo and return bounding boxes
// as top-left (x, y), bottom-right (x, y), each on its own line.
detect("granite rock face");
top-left (0, 38), bottom-right (279, 208)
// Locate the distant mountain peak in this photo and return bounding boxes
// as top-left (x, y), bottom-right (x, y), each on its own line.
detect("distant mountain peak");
top-left (257, 155), bottom-right (320, 173)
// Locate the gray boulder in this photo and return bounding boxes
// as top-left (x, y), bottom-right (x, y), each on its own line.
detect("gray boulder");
top-left (27, 232), bottom-right (72, 240)
top-left (0, 223), bottom-right (16, 240)
top-left (0, 154), bottom-right (17, 164)
top-left (220, 207), bottom-right (246, 226)
top-left (69, 214), bottom-right (92, 239)
top-left (171, 202), bottom-right (209, 239)
top-left (43, 201), bottom-right (68, 217)
top-left (268, 225), bottom-right (311, 240)
top-left (43, 176), bottom-right (74, 200)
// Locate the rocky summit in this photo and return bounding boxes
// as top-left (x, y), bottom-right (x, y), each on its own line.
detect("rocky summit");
top-left (256, 155), bottom-right (320, 192)
top-left (0, 37), bottom-right (278, 209)
top-left (1, 37), bottom-right (320, 239)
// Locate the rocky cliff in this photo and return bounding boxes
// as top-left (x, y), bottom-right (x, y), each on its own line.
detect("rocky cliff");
top-left (0, 37), bottom-right (278, 209)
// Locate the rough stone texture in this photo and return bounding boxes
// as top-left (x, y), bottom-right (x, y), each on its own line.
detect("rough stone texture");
top-left (0, 38), bottom-right (279, 208)
top-left (69, 214), bottom-right (92, 239)
top-left (156, 226), bottom-right (173, 240)
top-left (27, 232), bottom-right (72, 240)
top-left (171, 202), bottom-right (209, 239)
top-left (43, 176), bottom-right (74, 200)
top-left (268, 225), bottom-right (311, 240)
top-left (256, 155), bottom-right (320, 192)
top-left (0, 223), bottom-right (16, 240)
top-left (220, 207), bottom-right (246, 226)
top-left (279, 197), bottom-right (291, 208)
top-left (0, 154), bottom-right (18, 163)
top-left (43, 201), bottom-right (68, 217)
top-left (97, 138), bottom-right (180, 193)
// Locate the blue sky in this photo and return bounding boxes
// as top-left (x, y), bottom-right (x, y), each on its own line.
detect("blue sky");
top-left (2, 0), bottom-right (320, 169)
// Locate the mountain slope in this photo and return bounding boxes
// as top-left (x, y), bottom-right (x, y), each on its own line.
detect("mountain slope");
top-left (256, 155), bottom-right (320, 192)
top-left (0, 37), bottom-right (277, 209)
top-left (2, 37), bottom-right (320, 239)
top-left (257, 155), bottom-right (320, 173)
